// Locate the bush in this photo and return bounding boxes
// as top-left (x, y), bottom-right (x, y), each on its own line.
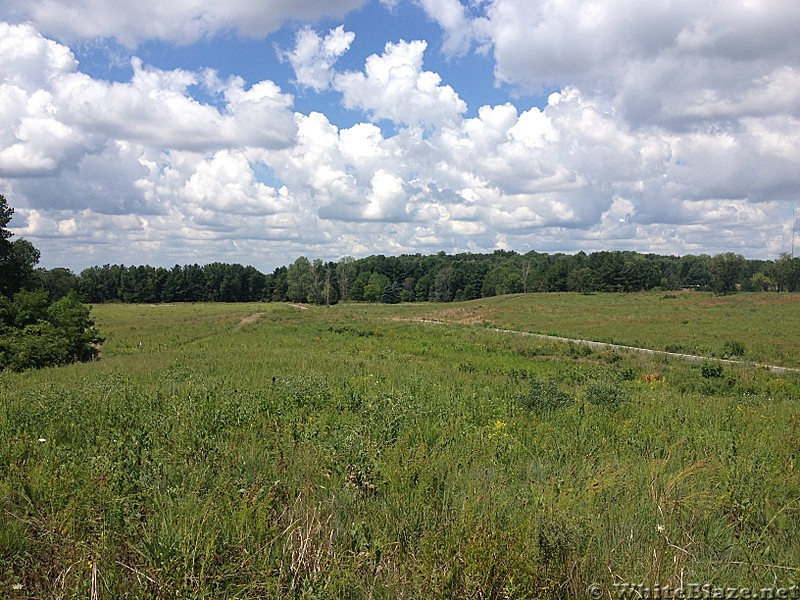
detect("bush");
top-left (12, 289), bottom-right (49, 327)
top-left (721, 340), bottom-right (745, 359)
top-left (519, 379), bottom-right (574, 413)
top-left (585, 380), bottom-right (630, 408)
top-left (0, 291), bottom-right (103, 371)
top-left (46, 291), bottom-right (104, 362)
top-left (3, 322), bottom-right (70, 371)
top-left (701, 361), bottom-right (724, 379)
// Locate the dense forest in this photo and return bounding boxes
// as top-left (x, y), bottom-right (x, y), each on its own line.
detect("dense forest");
top-left (30, 249), bottom-right (800, 306)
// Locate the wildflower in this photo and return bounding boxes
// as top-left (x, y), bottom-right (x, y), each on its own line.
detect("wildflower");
top-left (38, 438), bottom-right (46, 443)
top-left (488, 420), bottom-right (508, 441)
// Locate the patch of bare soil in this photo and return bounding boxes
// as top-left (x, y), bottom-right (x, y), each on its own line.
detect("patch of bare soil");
top-left (422, 305), bottom-right (497, 325)
top-left (235, 313), bottom-right (265, 329)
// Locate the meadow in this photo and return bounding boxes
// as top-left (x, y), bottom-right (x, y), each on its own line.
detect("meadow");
top-left (1, 292), bottom-right (800, 598)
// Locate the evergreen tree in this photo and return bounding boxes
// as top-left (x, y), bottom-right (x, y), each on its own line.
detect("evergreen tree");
top-left (381, 281), bottom-right (401, 304)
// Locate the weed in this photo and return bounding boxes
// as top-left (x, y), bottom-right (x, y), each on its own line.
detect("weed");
top-left (518, 379), bottom-right (574, 413)
top-left (3, 297), bottom-right (800, 597)
top-left (584, 380), bottom-right (630, 407)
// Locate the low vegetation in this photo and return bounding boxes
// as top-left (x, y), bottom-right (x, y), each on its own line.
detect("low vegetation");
top-left (2, 294), bottom-right (799, 598)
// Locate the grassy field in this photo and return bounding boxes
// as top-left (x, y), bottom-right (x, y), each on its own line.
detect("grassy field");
top-left (417, 291), bottom-right (800, 368)
top-left (1, 293), bottom-right (800, 598)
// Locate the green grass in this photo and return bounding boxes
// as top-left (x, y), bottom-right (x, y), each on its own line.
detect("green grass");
top-left (1, 295), bottom-right (800, 598)
top-left (416, 291), bottom-right (800, 368)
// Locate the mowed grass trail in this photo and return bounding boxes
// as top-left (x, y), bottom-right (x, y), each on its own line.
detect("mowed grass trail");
top-left (1, 295), bottom-right (800, 598)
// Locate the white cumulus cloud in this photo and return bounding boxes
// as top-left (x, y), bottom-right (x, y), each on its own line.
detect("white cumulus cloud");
top-left (281, 26), bottom-right (356, 91)
top-left (334, 39), bottom-right (467, 128)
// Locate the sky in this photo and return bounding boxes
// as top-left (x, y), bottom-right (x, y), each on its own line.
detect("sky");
top-left (1, 0), bottom-right (799, 273)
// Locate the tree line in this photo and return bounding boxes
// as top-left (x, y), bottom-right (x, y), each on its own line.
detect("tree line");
top-left (28, 248), bottom-right (800, 307)
top-left (7, 186), bottom-right (799, 369)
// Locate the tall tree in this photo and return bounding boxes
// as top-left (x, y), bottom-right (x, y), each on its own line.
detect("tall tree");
top-left (1, 196), bottom-right (42, 297)
top-left (37, 267), bottom-right (80, 301)
top-left (286, 256), bottom-right (312, 303)
top-left (381, 281), bottom-right (401, 304)
top-left (336, 256), bottom-right (356, 302)
top-left (310, 258), bottom-right (326, 304)
top-left (0, 194), bottom-right (12, 248)
top-left (363, 272), bottom-right (389, 302)
top-left (0, 194), bottom-right (17, 296)
top-left (432, 266), bottom-right (454, 302)
top-left (771, 253), bottom-right (800, 292)
top-left (710, 253), bottom-right (746, 294)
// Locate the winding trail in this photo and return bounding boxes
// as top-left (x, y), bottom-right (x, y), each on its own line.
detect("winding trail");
top-left (490, 328), bottom-right (800, 374)
top-left (234, 304), bottom-right (309, 329)
top-left (412, 318), bottom-right (800, 375)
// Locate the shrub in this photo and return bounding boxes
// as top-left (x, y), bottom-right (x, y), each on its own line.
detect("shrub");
top-left (3, 322), bottom-right (70, 371)
top-left (566, 343), bottom-right (593, 358)
top-left (700, 361), bottom-right (724, 379)
top-left (0, 291), bottom-right (103, 371)
top-left (721, 340), bottom-right (745, 359)
top-left (12, 289), bottom-right (49, 327)
top-left (585, 380), bottom-right (630, 408)
top-left (46, 291), bottom-right (104, 362)
top-left (519, 379), bottom-right (574, 413)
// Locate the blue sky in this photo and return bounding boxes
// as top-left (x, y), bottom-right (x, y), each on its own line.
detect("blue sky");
top-left (1, 0), bottom-right (799, 272)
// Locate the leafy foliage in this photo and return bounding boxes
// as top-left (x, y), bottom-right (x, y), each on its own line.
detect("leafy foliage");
top-left (701, 361), bottom-right (724, 379)
top-left (0, 291), bottom-right (103, 372)
top-left (0, 195), bottom-right (103, 371)
top-left (721, 340), bottom-right (746, 359)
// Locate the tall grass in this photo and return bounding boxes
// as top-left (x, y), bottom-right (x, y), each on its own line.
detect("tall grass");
top-left (1, 297), bottom-right (799, 597)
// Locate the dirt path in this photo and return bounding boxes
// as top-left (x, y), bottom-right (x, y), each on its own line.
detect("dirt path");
top-left (235, 304), bottom-right (310, 329)
top-left (234, 313), bottom-right (266, 329)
